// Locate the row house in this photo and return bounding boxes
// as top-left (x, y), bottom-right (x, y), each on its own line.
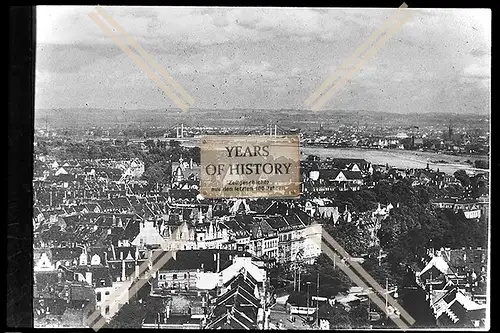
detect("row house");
top-left (34, 243), bottom-right (148, 322)
top-left (267, 215), bottom-right (303, 264)
top-left (221, 211), bottom-right (321, 265)
top-left (153, 217), bottom-right (230, 251)
top-left (432, 199), bottom-right (483, 220)
top-left (302, 158), bottom-right (372, 175)
top-left (304, 168), bottom-right (365, 192)
top-left (223, 215), bottom-right (278, 260)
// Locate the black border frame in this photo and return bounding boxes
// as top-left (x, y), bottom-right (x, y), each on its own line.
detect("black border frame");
top-left (7, 3), bottom-right (494, 332)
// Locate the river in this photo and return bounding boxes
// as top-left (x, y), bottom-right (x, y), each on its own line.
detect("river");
top-left (301, 147), bottom-right (488, 175)
top-left (177, 138), bottom-right (488, 175)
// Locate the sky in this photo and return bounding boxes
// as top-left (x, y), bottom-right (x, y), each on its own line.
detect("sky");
top-left (35, 6), bottom-right (491, 114)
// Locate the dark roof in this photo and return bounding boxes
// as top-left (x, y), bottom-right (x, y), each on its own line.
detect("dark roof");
top-left (342, 170), bottom-right (364, 180)
top-left (215, 285), bottom-right (261, 309)
top-left (208, 303), bottom-right (259, 330)
top-left (224, 272), bottom-right (258, 295)
top-left (445, 248), bottom-right (487, 272)
top-left (319, 169), bottom-right (342, 180)
top-left (264, 216), bottom-right (288, 229)
top-left (51, 247), bottom-right (83, 262)
top-left (158, 250), bottom-right (243, 273)
top-left (70, 284), bottom-right (95, 301)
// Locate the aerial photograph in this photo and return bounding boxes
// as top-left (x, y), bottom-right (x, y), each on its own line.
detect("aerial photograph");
top-left (33, 6), bottom-right (490, 330)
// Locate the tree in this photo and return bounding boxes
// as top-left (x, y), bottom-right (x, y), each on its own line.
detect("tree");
top-left (169, 140), bottom-right (181, 149)
top-left (454, 170), bottom-right (471, 188)
top-left (349, 304), bottom-right (370, 328)
top-left (362, 252), bottom-right (391, 286)
top-left (313, 253), bottom-right (352, 297)
top-left (287, 291), bottom-right (309, 307)
top-left (141, 161), bottom-right (170, 185)
top-left (105, 300), bottom-right (146, 328)
top-left (323, 219), bottom-right (370, 256)
top-left (185, 146), bottom-right (201, 164)
top-left (474, 160), bottom-right (489, 169)
top-left (328, 304), bottom-right (352, 329)
top-left (87, 143), bottom-right (102, 159)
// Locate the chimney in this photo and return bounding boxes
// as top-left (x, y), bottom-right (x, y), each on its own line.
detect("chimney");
top-left (121, 258), bottom-right (126, 281)
top-left (111, 244), bottom-right (117, 260)
top-left (85, 272), bottom-right (92, 286)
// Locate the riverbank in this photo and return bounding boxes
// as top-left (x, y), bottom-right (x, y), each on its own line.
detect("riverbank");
top-left (301, 147), bottom-right (489, 175)
top-left (177, 138), bottom-right (488, 175)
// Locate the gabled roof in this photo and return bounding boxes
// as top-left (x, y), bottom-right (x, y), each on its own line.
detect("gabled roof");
top-left (342, 170), bottom-right (364, 180)
top-left (131, 221), bottom-right (164, 246)
top-left (206, 305), bottom-right (258, 330)
top-left (215, 284), bottom-right (261, 309)
top-left (419, 256), bottom-right (454, 277)
top-left (224, 271), bottom-right (258, 295)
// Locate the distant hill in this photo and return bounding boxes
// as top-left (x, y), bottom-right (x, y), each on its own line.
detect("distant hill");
top-left (34, 108), bottom-right (490, 130)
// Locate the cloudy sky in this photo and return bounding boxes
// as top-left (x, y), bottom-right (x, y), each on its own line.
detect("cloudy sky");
top-left (36, 6), bottom-right (491, 114)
